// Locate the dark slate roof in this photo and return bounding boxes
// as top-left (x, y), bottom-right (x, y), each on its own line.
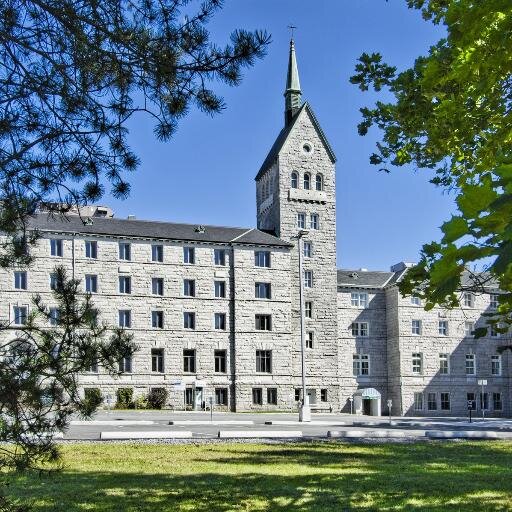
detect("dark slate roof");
top-left (28, 213), bottom-right (292, 247)
top-left (337, 269), bottom-right (396, 289)
top-left (255, 102), bottom-right (337, 180)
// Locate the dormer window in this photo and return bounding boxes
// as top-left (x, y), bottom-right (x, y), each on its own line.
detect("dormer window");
top-left (315, 174), bottom-right (323, 191)
top-left (303, 173), bottom-right (311, 190)
top-left (291, 172), bottom-right (298, 189)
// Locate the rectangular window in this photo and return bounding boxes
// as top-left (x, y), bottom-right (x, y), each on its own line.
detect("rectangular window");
top-left (480, 392), bottom-right (489, 411)
top-left (490, 324), bottom-right (499, 338)
top-left (305, 301), bottom-right (313, 318)
top-left (151, 348), bottom-right (164, 373)
top-left (119, 356), bottom-right (132, 373)
top-left (85, 274), bottom-right (98, 293)
top-left (255, 314), bottom-right (271, 331)
top-left (256, 350), bottom-right (272, 373)
top-left (152, 277), bottom-right (164, 296)
top-left (490, 293), bottom-right (499, 309)
top-left (303, 270), bottom-right (313, 288)
top-left (413, 392), bottom-right (423, 411)
top-left (152, 245), bottom-right (163, 262)
top-left (183, 247), bottom-right (195, 264)
top-left (411, 320), bottom-right (422, 335)
top-left (351, 292), bottom-right (368, 307)
top-left (303, 241), bottom-right (312, 258)
top-left (321, 389), bottom-right (328, 402)
top-left (214, 349), bottom-right (227, 373)
top-left (183, 279), bottom-right (195, 297)
top-left (49, 307), bottom-right (59, 326)
top-left (491, 355), bottom-right (502, 376)
top-left (427, 393), bottom-right (437, 411)
top-left (353, 354), bottom-right (370, 376)
top-left (87, 361), bottom-right (98, 373)
top-left (267, 388), bottom-right (277, 405)
top-left (294, 388), bottom-right (301, 401)
top-left (467, 392), bottom-right (476, 410)
top-left (351, 322), bottom-right (369, 337)
top-left (493, 392), bottom-right (503, 411)
top-left (214, 249), bottom-right (226, 266)
top-left (465, 321), bottom-right (474, 337)
top-left (255, 282), bottom-right (271, 299)
top-left (252, 388), bottom-right (263, 405)
top-left (50, 273), bottom-right (58, 291)
top-left (440, 392), bottom-right (450, 411)
top-left (309, 213), bottom-right (319, 230)
top-left (151, 311), bottom-right (164, 329)
top-left (412, 353), bottom-right (423, 374)
top-left (50, 239), bottom-right (63, 257)
top-left (215, 388), bottom-right (228, 406)
top-left (410, 296), bottom-right (421, 306)
top-left (438, 320), bottom-right (448, 336)
top-left (183, 312), bottom-right (196, 329)
top-left (119, 242), bottom-right (131, 261)
top-left (14, 271), bottom-right (27, 290)
top-left (119, 276), bottom-right (131, 294)
top-left (254, 250), bottom-right (271, 268)
top-left (85, 241), bottom-right (97, 259)
top-left (214, 280), bottom-right (226, 298)
top-left (118, 310), bottom-right (131, 328)
top-left (306, 331), bottom-right (314, 349)
top-left (463, 292), bottom-right (474, 307)
top-left (183, 349), bottom-right (196, 373)
top-left (465, 354), bottom-right (476, 375)
top-left (297, 212), bottom-right (306, 229)
top-left (214, 313), bottom-right (226, 330)
top-left (439, 353), bottom-right (450, 374)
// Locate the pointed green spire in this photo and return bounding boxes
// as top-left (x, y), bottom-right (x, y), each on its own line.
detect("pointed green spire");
top-left (284, 39), bottom-right (302, 125)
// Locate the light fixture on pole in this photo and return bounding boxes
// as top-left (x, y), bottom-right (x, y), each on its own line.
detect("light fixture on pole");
top-left (296, 229), bottom-right (311, 422)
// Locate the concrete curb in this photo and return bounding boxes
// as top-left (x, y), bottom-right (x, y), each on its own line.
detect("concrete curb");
top-left (217, 430), bottom-right (303, 439)
top-left (265, 421), bottom-right (347, 426)
top-left (100, 431), bottom-right (193, 440)
top-left (426, 430), bottom-right (512, 439)
top-left (327, 430), bottom-right (426, 438)
top-left (71, 420), bottom-right (154, 426)
top-left (169, 420), bottom-right (254, 426)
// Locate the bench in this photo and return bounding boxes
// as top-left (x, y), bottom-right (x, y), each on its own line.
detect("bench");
top-left (310, 405), bottom-right (333, 413)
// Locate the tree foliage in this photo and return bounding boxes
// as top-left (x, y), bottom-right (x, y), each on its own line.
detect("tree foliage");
top-left (0, 0), bottom-right (269, 264)
top-left (351, 0), bottom-right (512, 334)
top-left (0, 267), bottom-right (135, 471)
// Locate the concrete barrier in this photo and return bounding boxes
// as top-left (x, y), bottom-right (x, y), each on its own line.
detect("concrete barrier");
top-left (426, 430), bottom-right (512, 439)
top-left (217, 430), bottom-right (302, 439)
top-left (169, 420), bottom-right (254, 426)
top-left (327, 429), bottom-right (425, 438)
top-left (100, 431), bottom-right (193, 440)
top-left (71, 420), bottom-right (154, 426)
top-left (264, 420), bottom-right (347, 426)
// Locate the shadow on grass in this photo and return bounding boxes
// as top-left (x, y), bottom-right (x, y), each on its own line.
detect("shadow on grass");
top-left (5, 441), bottom-right (512, 512)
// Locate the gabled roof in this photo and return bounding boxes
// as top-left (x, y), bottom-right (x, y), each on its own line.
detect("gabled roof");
top-left (337, 269), bottom-right (396, 289)
top-left (255, 102), bottom-right (337, 180)
top-left (28, 213), bottom-right (292, 247)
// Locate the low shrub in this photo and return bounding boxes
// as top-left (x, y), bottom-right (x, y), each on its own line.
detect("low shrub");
top-left (134, 395), bottom-right (148, 410)
top-left (115, 387), bottom-right (134, 409)
top-left (147, 387), bottom-right (168, 409)
top-left (83, 388), bottom-right (102, 409)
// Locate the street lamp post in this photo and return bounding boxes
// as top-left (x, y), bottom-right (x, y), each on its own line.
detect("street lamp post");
top-left (297, 229), bottom-right (311, 422)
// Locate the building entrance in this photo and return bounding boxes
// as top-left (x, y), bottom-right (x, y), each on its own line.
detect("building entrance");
top-left (353, 388), bottom-right (382, 416)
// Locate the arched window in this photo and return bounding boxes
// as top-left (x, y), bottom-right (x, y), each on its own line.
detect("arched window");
top-left (291, 172), bottom-right (298, 189)
top-left (303, 173), bottom-right (311, 190)
top-left (315, 174), bottom-right (323, 191)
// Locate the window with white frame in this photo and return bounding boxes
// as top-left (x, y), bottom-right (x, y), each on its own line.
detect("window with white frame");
top-left (151, 310), bottom-right (164, 329)
top-left (493, 392), bottom-right (503, 411)
top-left (49, 307), bottom-right (59, 326)
top-left (440, 392), bottom-right (450, 410)
top-left (152, 244), bottom-right (163, 262)
top-left (291, 172), bottom-right (298, 189)
top-left (255, 282), bottom-right (271, 299)
top-left (410, 296), bottom-right (421, 306)
top-left (413, 392), bottom-right (423, 410)
top-left (491, 355), bottom-right (502, 376)
top-left (254, 250), bottom-right (271, 268)
top-left (427, 392), bottom-right (437, 410)
top-left (306, 331), bottom-right (314, 349)
top-left (412, 353), bottom-right (423, 374)
top-left (118, 310), bottom-right (131, 328)
top-left (49, 273), bottom-right (58, 291)
top-left (119, 276), bottom-right (131, 294)
top-left (465, 354), bottom-right (476, 375)
top-left (183, 246), bottom-right (195, 264)
top-left (411, 319), bottom-right (422, 335)
top-left (183, 312), bottom-right (195, 329)
top-left (464, 321), bottom-right (474, 337)
top-left (183, 279), bottom-right (195, 297)
top-left (351, 322), bottom-right (369, 337)
top-left (118, 242), bottom-right (131, 261)
top-left (85, 274), bottom-right (98, 293)
top-left (315, 174), bottom-right (323, 191)
top-left (214, 280), bottom-right (226, 298)
top-left (463, 292), bottom-right (474, 307)
top-left (438, 320), bottom-right (448, 336)
top-left (303, 241), bottom-right (312, 258)
top-left (14, 271), bottom-right (27, 290)
top-left (304, 270), bottom-right (313, 288)
top-left (309, 213), bottom-right (319, 230)
top-left (214, 350), bottom-right (227, 373)
top-left (255, 350), bottom-right (272, 373)
top-left (303, 172), bottom-right (311, 190)
top-left (255, 314), bottom-right (271, 331)
top-left (490, 293), bottom-right (499, 309)
top-left (480, 392), bottom-right (489, 411)
top-left (353, 354), bottom-right (370, 376)
top-left (152, 348), bottom-right (165, 373)
top-left (214, 249), bottom-right (226, 266)
top-left (351, 292), bottom-right (368, 308)
top-left (297, 212), bottom-right (306, 229)
top-left (85, 240), bottom-right (98, 259)
top-left (439, 353), bottom-right (450, 374)
top-left (305, 301), bottom-right (313, 318)
top-left (215, 387), bottom-right (228, 406)
top-left (267, 388), bottom-right (277, 405)
top-left (50, 239), bottom-right (63, 257)
top-left (214, 312), bottom-right (226, 330)
top-left (152, 277), bottom-right (164, 296)
top-left (119, 356), bottom-right (132, 373)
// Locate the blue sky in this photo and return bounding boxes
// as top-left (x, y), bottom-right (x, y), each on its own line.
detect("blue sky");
top-left (110, 0), bottom-right (456, 271)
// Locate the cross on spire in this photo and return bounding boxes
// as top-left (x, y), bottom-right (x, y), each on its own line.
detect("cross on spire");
top-left (288, 24), bottom-right (297, 40)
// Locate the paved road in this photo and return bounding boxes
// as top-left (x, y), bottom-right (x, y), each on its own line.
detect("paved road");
top-left (64, 410), bottom-right (512, 440)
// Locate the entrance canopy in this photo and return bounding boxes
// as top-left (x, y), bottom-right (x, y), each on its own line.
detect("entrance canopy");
top-left (354, 388), bottom-right (381, 400)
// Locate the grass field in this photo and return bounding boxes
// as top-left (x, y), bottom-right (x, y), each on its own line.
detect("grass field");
top-left (4, 441), bottom-right (512, 511)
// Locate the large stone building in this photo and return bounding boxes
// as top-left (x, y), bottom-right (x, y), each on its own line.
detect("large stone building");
top-left (2, 41), bottom-right (510, 416)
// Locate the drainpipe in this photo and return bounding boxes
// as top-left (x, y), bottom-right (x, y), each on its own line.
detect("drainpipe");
top-left (228, 243), bottom-right (237, 412)
top-left (71, 233), bottom-right (76, 279)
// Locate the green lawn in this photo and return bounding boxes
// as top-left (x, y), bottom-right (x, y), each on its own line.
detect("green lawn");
top-left (4, 441), bottom-right (512, 511)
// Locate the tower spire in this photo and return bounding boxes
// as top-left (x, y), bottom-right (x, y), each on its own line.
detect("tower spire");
top-left (284, 36), bottom-right (302, 125)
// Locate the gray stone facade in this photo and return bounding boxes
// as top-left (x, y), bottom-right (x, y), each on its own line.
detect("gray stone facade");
top-left (1, 41), bottom-right (509, 416)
